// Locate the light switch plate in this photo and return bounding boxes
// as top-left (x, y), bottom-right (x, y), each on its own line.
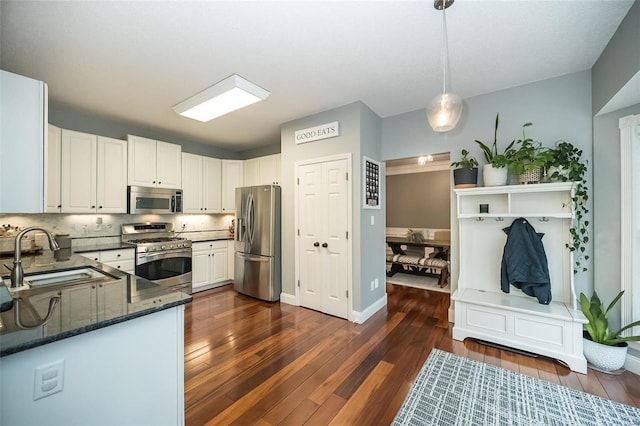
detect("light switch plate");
top-left (34, 359), bottom-right (64, 400)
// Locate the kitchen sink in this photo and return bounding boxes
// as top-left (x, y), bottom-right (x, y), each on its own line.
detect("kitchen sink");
top-left (3, 266), bottom-right (119, 290)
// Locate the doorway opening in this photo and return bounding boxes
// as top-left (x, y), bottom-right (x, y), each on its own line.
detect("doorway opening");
top-left (385, 153), bottom-right (451, 293)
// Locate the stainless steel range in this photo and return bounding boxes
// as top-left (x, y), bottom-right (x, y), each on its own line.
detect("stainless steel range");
top-left (121, 223), bottom-right (192, 294)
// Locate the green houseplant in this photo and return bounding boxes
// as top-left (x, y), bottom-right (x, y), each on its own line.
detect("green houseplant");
top-left (475, 113), bottom-right (514, 187)
top-left (579, 290), bottom-right (640, 372)
top-left (505, 122), bottom-right (552, 184)
top-left (546, 141), bottom-right (590, 273)
top-left (451, 149), bottom-right (479, 188)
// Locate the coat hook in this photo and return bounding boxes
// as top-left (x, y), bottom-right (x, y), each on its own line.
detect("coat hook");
top-left (476, 217), bottom-right (484, 222)
top-left (539, 217), bottom-right (549, 222)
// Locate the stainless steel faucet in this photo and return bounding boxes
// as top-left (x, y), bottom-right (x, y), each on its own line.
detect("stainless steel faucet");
top-left (9, 227), bottom-right (60, 288)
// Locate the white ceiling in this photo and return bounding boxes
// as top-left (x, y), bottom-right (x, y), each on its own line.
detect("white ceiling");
top-left (0, 0), bottom-right (634, 153)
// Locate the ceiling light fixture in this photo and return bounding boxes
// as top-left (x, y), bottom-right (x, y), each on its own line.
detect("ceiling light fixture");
top-left (172, 74), bottom-right (270, 122)
top-left (427, 0), bottom-right (463, 132)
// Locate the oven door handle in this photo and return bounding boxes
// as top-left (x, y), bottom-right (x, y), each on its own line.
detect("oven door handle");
top-left (137, 249), bottom-right (191, 263)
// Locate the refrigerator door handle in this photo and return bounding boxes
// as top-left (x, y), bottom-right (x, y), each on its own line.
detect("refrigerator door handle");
top-left (235, 217), bottom-right (243, 242)
top-left (239, 254), bottom-right (270, 262)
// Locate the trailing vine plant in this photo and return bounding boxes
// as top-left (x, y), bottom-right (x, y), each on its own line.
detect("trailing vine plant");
top-left (547, 141), bottom-right (589, 273)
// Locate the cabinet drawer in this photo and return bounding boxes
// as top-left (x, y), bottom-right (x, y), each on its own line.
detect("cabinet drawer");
top-left (100, 249), bottom-right (134, 262)
top-left (103, 259), bottom-right (135, 273)
top-left (193, 240), bottom-right (227, 250)
top-left (192, 242), bottom-right (211, 252)
top-left (80, 251), bottom-right (100, 261)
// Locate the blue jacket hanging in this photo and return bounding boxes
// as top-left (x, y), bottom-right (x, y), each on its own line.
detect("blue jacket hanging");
top-left (500, 218), bottom-right (551, 305)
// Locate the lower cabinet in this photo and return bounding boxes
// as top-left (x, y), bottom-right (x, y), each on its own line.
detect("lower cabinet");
top-left (79, 248), bottom-right (135, 274)
top-left (192, 241), bottom-right (229, 292)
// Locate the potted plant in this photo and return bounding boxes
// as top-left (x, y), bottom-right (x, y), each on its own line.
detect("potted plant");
top-left (450, 149), bottom-right (479, 188)
top-left (406, 229), bottom-right (424, 243)
top-left (505, 122), bottom-right (552, 184)
top-left (475, 113), bottom-right (514, 187)
top-left (580, 290), bottom-right (640, 372)
top-left (546, 141), bottom-right (589, 273)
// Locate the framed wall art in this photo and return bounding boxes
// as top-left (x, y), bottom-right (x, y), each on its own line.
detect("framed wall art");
top-left (363, 156), bottom-right (381, 209)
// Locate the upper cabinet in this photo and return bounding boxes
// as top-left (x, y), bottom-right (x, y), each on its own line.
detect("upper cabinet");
top-left (127, 135), bottom-right (181, 189)
top-left (47, 125), bottom-right (62, 213)
top-left (60, 129), bottom-right (127, 213)
top-left (221, 160), bottom-right (243, 213)
top-left (243, 154), bottom-right (281, 186)
top-left (0, 70), bottom-right (48, 213)
top-left (182, 153), bottom-right (221, 213)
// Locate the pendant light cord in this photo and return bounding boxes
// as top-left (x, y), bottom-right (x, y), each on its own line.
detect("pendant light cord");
top-left (441, 1), bottom-right (449, 94)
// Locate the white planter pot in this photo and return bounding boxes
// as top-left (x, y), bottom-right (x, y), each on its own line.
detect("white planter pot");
top-left (582, 336), bottom-right (628, 372)
top-left (482, 164), bottom-right (508, 187)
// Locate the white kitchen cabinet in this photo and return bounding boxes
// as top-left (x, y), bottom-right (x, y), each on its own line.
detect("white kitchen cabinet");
top-left (79, 248), bottom-right (135, 274)
top-left (61, 130), bottom-right (127, 213)
top-left (0, 70), bottom-right (47, 214)
top-left (451, 182), bottom-right (587, 373)
top-left (181, 153), bottom-right (221, 213)
top-left (191, 240), bottom-right (229, 292)
top-left (227, 240), bottom-right (235, 280)
top-left (243, 154), bottom-right (281, 186)
top-left (96, 280), bottom-right (127, 321)
top-left (127, 135), bottom-right (181, 189)
top-left (60, 283), bottom-right (97, 330)
top-left (46, 124), bottom-right (62, 213)
top-left (221, 160), bottom-right (243, 213)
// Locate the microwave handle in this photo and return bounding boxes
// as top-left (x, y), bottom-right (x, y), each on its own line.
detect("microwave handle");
top-left (171, 195), bottom-right (175, 212)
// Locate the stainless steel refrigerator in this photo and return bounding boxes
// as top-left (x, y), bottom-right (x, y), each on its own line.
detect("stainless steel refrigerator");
top-left (234, 185), bottom-right (281, 301)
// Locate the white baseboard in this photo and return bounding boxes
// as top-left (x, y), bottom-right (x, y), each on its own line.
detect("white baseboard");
top-left (448, 307), bottom-right (455, 323)
top-left (279, 292), bottom-right (298, 306)
top-left (352, 294), bottom-right (387, 324)
top-left (624, 352), bottom-right (640, 375)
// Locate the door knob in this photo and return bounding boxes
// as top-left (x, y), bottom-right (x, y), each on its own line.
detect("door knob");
top-left (313, 242), bottom-right (320, 247)
top-left (322, 242), bottom-right (328, 248)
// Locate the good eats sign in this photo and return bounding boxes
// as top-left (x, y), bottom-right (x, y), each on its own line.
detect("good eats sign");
top-left (294, 121), bottom-right (340, 145)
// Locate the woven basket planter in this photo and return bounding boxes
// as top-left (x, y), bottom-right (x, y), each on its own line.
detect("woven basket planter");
top-left (518, 168), bottom-right (541, 184)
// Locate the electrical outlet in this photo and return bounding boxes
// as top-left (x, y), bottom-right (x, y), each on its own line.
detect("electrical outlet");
top-left (374, 278), bottom-right (379, 289)
top-left (34, 360), bottom-right (64, 400)
top-left (371, 280), bottom-right (374, 291)
top-left (182, 223), bottom-right (186, 229)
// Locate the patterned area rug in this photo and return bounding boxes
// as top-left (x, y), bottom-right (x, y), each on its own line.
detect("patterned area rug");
top-left (393, 349), bottom-right (640, 426)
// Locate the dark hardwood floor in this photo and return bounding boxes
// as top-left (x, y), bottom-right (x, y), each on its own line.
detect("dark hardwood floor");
top-left (183, 283), bottom-right (640, 425)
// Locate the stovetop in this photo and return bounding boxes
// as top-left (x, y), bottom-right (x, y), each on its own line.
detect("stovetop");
top-left (131, 237), bottom-right (187, 244)
top-left (122, 223), bottom-right (192, 253)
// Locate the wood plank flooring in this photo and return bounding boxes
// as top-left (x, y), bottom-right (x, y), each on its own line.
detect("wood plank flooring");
top-left (184, 283), bottom-right (640, 425)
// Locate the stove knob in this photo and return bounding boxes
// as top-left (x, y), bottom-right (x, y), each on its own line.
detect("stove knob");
top-left (147, 246), bottom-right (154, 252)
top-left (169, 244), bottom-right (175, 249)
top-left (161, 245), bottom-right (166, 250)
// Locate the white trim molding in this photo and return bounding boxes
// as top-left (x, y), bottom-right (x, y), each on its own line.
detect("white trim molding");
top-left (279, 292), bottom-right (299, 306)
top-left (624, 352), bottom-right (640, 375)
top-left (352, 294), bottom-right (387, 324)
top-left (619, 114), bottom-right (640, 351)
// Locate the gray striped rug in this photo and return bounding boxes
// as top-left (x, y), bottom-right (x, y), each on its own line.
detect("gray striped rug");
top-left (393, 349), bottom-right (640, 426)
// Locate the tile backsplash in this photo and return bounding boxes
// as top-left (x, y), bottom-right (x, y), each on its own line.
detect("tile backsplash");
top-left (0, 213), bottom-right (235, 243)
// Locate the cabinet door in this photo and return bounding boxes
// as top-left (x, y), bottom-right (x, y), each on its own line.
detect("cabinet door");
top-left (243, 158), bottom-right (260, 187)
top-left (61, 129), bottom-right (97, 213)
top-left (203, 157), bottom-right (222, 213)
top-left (80, 251), bottom-right (100, 262)
top-left (192, 249), bottom-right (210, 290)
top-left (97, 136), bottom-right (127, 213)
top-left (60, 283), bottom-right (97, 329)
top-left (97, 280), bottom-right (126, 321)
top-left (182, 153), bottom-right (203, 213)
top-left (260, 154), bottom-right (280, 185)
top-left (156, 141), bottom-right (182, 189)
top-left (227, 241), bottom-right (234, 280)
top-left (127, 135), bottom-right (157, 187)
top-left (221, 160), bottom-right (243, 213)
top-left (211, 248), bottom-right (228, 283)
top-left (46, 124), bottom-right (62, 212)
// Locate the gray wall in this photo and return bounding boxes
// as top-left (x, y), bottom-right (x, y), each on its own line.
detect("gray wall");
top-left (49, 102), bottom-right (241, 159)
top-left (592, 1), bottom-right (640, 116)
top-left (280, 101), bottom-right (385, 313)
top-left (386, 171), bottom-right (450, 229)
top-left (381, 71), bottom-right (594, 298)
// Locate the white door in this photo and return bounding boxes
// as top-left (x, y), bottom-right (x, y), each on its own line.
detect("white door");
top-left (297, 158), bottom-right (349, 319)
top-left (46, 124), bottom-right (62, 212)
top-left (203, 157), bottom-right (222, 213)
top-left (156, 141), bottom-right (182, 188)
top-left (96, 136), bottom-right (127, 213)
top-left (182, 153), bottom-right (203, 213)
top-left (127, 135), bottom-right (157, 187)
top-left (61, 129), bottom-right (97, 213)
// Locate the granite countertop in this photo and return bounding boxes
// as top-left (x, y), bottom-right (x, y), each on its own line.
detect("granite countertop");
top-left (73, 241), bottom-right (136, 253)
top-left (179, 230), bottom-right (233, 243)
top-left (0, 253), bottom-right (191, 357)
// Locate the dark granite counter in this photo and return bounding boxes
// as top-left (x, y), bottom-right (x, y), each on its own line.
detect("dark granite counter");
top-left (0, 253), bottom-right (191, 357)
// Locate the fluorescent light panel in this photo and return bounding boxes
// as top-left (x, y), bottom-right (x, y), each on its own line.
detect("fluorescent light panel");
top-left (173, 74), bottom-right (270, 122)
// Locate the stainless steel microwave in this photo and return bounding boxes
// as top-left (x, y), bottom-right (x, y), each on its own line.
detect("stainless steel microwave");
top-left (127, 186), bottom-right (182, 214)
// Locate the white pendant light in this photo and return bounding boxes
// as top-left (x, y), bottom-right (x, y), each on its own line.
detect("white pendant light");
top-left (173, 74), bottom-right (270, 122)
top-left (427, 0), bottom-right (463, 132)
